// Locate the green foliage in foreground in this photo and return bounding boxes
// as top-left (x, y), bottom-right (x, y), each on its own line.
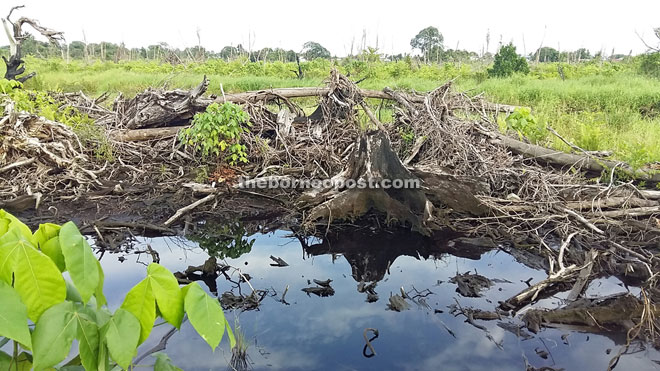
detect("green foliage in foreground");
top-left (179, 102), bottom-right (251, 165)
top-left (0, 210), bottom-right (234, 370)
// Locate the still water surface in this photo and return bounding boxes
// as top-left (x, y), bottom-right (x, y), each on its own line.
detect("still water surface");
top-left (99, 230), bottom-right (660, 370)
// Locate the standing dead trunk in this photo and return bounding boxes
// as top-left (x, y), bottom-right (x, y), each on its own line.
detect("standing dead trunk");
top-left (299, 130), bottom-right (434, 234)
top-left (1, 5), bottom-right (64, 83)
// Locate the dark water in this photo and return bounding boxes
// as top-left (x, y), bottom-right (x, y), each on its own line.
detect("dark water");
top-left (98, 230), bottom-right (660, 371)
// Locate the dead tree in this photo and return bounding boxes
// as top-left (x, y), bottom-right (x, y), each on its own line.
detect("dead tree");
top-left (1, 5), bottom-right (64, 83)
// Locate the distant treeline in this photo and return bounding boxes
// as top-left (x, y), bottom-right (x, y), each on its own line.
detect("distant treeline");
top-left (0, 32), bottom-right (630, 65)
top-left (1, 25), bottom-right (655, 75)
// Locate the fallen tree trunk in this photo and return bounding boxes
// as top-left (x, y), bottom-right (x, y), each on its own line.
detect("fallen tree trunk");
top-left (492, 134), bottom-right (660, 183)
top-left (110, 126), bottom-right (181, 141)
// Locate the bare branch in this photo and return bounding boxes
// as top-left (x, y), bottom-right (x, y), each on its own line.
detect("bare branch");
top-left (15, 17), bottom-right (65, 44)
top-left (6, 5), bottom-right (25, 23)
top-left (635, 29), bottom-right (660, 52)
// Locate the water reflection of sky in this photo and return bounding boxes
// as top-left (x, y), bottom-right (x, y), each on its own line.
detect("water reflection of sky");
top-left (98, 231), bottom-right (660, 371)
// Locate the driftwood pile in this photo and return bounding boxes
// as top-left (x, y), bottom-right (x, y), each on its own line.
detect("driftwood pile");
top-left (1, 70), bottom-right (660, 351)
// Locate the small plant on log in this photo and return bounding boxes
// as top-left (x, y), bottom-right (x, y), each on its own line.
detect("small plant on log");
top-left (503, 107), bottom-right (546, 143)
top-left (0, 209), bottom-right (235, 370)
top-left (180, 102), bottom-right (251, 165)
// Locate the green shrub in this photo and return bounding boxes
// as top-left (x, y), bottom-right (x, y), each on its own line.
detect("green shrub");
top-left (180, 102), bottom-right (251, 165)
top-left (639, 52), bottom-right (660, 78)
top-left (503, 107), bottom-right (546, 143)
top-left (488, 43), bottom-right (530, 78)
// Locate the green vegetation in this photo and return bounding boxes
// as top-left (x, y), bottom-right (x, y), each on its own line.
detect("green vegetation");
top-left (0, 210), bottom-right (234, 370)
top-left (640, 52), bottom-right (660, 78)
top-left (180, 102), bottom-right (251, 165)
top-left (488, 43), bottom-right (529, 77)
top-left (0, 77), bottom-right (113, 161)
top-left (502, 108), bottom-right (546, 143)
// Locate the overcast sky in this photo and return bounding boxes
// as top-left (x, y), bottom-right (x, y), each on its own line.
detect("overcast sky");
top-left (3, 0), bottom-right (659, 56)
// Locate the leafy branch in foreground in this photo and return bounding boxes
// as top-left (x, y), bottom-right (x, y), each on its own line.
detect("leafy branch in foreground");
top-left (0, 209), bottom-right (235, 370)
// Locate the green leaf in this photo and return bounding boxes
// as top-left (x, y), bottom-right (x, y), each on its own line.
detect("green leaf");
top-left (147, 263), bottom-right (184, 328)
top-left (59, 222), bottom-right (100, 303)
top-left (0, 218), bottom-right (8, 238)
top-left (0, 351), bottom-right (33, 371)
top-left (102, 309), bottom-right (140, 370)
top-left (0, 351), bottom-right (10, 371)
top-left (65, 279), bottom-right (83, 303)
top-left (32, 302), bottom-right (78, 370)
top-left (33, 223), bottom-right (60, 245)
top-left (120, 279), bottom-right (155, 344)
top-left (0, 210), bottom-right (34, 244)
top-left (184, 282), bottom-right (226, 350)
top-left (1, 229), bottom-right (66, 321)
top-left (95, 259), bottom-right (107, 308)
top-left (225, 319), bottom-right (236, 349)
top-left (153, 353), bottom-right (182, 371)
top-left (34, 223), bottom-right (65, 271)
top-left (0, 281), bottom-right (32, 349)
top-left (75, 306), bottom-right (99, 371)
top-left (40, 237), bottom-right (66, 272)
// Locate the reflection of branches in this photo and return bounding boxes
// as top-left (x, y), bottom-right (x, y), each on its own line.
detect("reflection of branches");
top-left (451, 298), bottom-right (504, 350)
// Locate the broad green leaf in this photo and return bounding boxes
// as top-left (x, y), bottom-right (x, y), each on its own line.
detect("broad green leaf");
top-left (59, 222), bottom-right (100, 303)
top-left (32, 302), bottom-right (78, 370)
top-left (41, 237), bottom-right (66, 272)
top-left (0, 218), bottom-right (9, 237)
top-left (0, 228), bottom-right (22, 284)
top-left (147, 263), bottom-right (184, 328)
top-left (0, 281), bottom-right (32, 349)
top-left (102, 309), bottom-right (140, 370)
top-left (94, 307), bottom-right (112, 328)
top-left (0, 351), bottom-right (10, 371)
top-left (65, 280), bottom-right (83, 303)
top-left (184, 282), bottom-right (226, 350)
top-left (153, 353), bottom-right (183, 371)
top-left (97, 341), bottom-right (110, 371)
top-left (0, 210), bottom-right (34, 244)
top-left (10, 231), bottom-right (66, 321)
top-left (95, 259), bottom-right (107, 308)
top-left (33, 223), bottom-right (60, 246)
top-left (120, 279), bottom-right (156, 344)
top-left (75, 310), bottom-right (99, 371)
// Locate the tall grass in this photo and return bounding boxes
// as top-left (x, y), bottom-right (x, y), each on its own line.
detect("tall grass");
top-left (459, 73), bottom-right (660, 167)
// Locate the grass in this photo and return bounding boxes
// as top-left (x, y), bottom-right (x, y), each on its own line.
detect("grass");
top-left (4, 56), bottom-right (660, 167)
top-left (459, 73), bottom-right (660, 168)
